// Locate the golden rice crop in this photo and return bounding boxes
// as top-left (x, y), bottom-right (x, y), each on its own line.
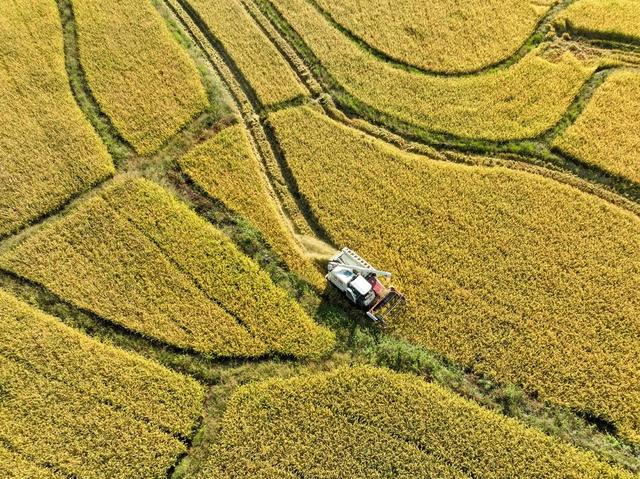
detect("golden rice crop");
top-left (0, 289), bottom-right (204, 437)
top-left (0, 290), bottom-right (203, 478)
top-left (179, 124), bottom-right (323, 286)
top-left (0, 178), bottom-right (334, 359)
top-left (188, 0), bottom-right (306, 106)
top-left (555, 0), bottom-right (640, 41)
top-left (0, 0), bottom-right (113, 237)
top-left (0, 446), bottom-right (59, 479)
top-left (206, 366), bottom-right (632, 478)
top-left (553, 70), bottom-right (640, 183)
top-left (267, 0), bottom-right (594, 141)
top-left (268, 105), bottom-right (640, 442)
top-left (72, 0), bottom-right (208, 154)
top-left (314, 0), bottom-right (554, 73)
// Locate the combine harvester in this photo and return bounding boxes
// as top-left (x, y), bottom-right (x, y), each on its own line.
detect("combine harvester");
top-left (326, 247), bottom-right (406, 325)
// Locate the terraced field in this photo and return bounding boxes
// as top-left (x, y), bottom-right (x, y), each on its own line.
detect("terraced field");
top-left (268, 105), bottom-right (640, 441)
top-left (314, 0), bottom-right (556, 73)
top-left (0, 0), bottom-right (113, 237)
top-left (0, 289), bottom-right (203, 478)
top-left (0, 178), bottom-right (334, 359)
top-left (73, 0), bottom-right (208, 153)
top-left (1, 0), bottom-right (640, 476)
top-left (203, 367), bottom-right (632, 478)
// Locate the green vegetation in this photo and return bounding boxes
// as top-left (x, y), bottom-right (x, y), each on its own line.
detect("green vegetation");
top-left (268, 105), bottom-right (640, 442)
top-left (0, 0), bottom-right (113, 237)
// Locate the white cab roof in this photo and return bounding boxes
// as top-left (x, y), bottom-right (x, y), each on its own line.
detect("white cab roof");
top-left (351, 275), bottom-right (372, 295)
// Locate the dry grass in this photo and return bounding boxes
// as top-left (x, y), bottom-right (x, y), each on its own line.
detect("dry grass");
top-left (315, 0), bottom-right (555, 73)
top-left (268, 105), bottom-right (640, 442)
top-left (179, 124), bottom-right (323, 286)
top-left (268, 0), bottom-right (594, 141)
top-left (0, 289), bottom-right (203, 478)
top-left (0, 178), bottom-right (334, 359)
top-left (188, 0), bottom-right (306, 105)
top-left (554, 69), bottom-right (640, 183)
top-left (0, 0), bottom-right (113, 237)
top-left (204, 366), bottom-right (633, 478)
top-left (555, 0), bottom-right (640, 41)
top-left (73, 0), bottom-right (208, 154)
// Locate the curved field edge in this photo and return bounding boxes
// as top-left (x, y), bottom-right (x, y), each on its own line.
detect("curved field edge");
top-left (0, 0), bottom-right (113, 239)
top-left (310, 0), bottom-right (560, 75)
top-left (254, 0), bottom-right (595, 142)
top-left (267, 104), bottom-right (640, 443)
top-left (203, 366), bottom-right (633, 478)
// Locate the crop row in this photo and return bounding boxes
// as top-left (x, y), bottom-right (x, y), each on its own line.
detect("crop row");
top-left (554, 69), bottom-right (640, 183)
top-left (179, 124), bottom-right (324, 286)
top-left (267, 105), bottom-right (640, 442)
top-left (187, 0), bottom-right (305, 106)
top-left (0, 178), bottom-right (334, 359)
top-left (0, 289), bottom-right (203, 436)
top-left (0, 445), bottom-right (59, 479)
top-left (0, 0), bottom-right (113, 237)
top-left (262, 0), bottom-right (593, 141)
top-left (72, 0), bottom-right (208, 154)
top-left (0, 289), bottom-right (203, 478)
top-left (554, 0), bottom-right (640, 42)
top-left (205, 367), bottom-right (632, 478)
top-left (314, 0), bottom-right (554, 73)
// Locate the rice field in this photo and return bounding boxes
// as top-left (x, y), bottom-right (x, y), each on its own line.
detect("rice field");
top-left (0, 178), bottom-right (334, 359)
top-left (265, 0), bottom-right (594, 141)
top-left (314, 0), bottom-right (555, 73)
top-left (0, 289), bottom-right (203, 478)
top-left (179, 124), bottom-right (323, 286)
top-left (555, 0), bottom-right (640, 42)
top-left (553, 70), bottom-right (640, 183)
top-left (0, 0), bottom-right (113, 237)
top-left (203, 367), bottom-right (632, 478)
top-left (268, 105), bottom-right (640, 442)
top-left (72, 0), bottom-right (208, 154)
top-left (188, 0), bottom-right (306, 106)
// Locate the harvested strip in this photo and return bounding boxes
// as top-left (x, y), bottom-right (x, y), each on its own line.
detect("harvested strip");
top-left (102, 179), bottom-right (335, 358)
top-left (179, 124), bottom-right (323, 286)
top-left (553, 69), bottom-right (640, 183)
top-left (0, 355), bottom-right (184, 479)
top-left (267, 0), bottom-right (593, 140)
top-left (268, 105), bottom-right (640, 442)
top-left (0, 289), bottom-right (204, 436)
top-left (73, 0), bottom-right (208, 154)
top-left (188, 0), bottom-right (305, 106)
top-left (0, 446), bottom-right (59, 479)
top-left (315, 0), bottom-right (555, 73)
top-left (0, 179), bottom-right (334, 359)
top-left (209, 367), bottom-right (631, 478)
top-left (555, 0), bottom-right (640, 42)
top-left (0, 0), bottom-right (113, 237)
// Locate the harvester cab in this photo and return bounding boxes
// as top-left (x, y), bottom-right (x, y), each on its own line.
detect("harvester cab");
top-left (326, 247), bottom-right (406, 325)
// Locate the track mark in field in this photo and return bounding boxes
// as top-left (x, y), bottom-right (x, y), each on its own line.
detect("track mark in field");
top-left (160, 0), bottom-right (337, 257)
